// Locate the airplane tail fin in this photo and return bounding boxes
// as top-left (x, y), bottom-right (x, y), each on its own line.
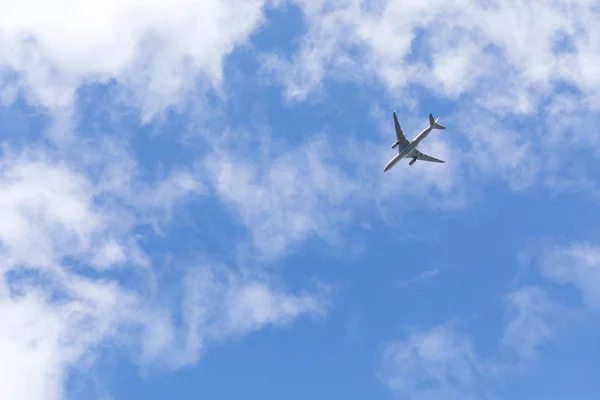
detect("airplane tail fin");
top-left (429, 113), bottom-right (446, 130)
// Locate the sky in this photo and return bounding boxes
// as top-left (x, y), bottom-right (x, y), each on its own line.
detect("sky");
top-left (0, 0), bottom-right (599, 399)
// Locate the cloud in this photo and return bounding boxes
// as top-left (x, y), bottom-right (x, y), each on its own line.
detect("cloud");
top-left (6, 0), bottom-right (595, 121)
top-left (258, 0), bottom-right (600, 197)
top-left (200, 134), bottom-right (360, 259)
top-left (0, 0), bottom-right (277, 119)
top-left (500, 286), bottom-right (563, 360)
top-left (0, 142), bottom-right (326, 400)
top-left (396, 268), bottom-right (440, 288)
top-left (0, 147), bottom-right (132, 271)
top-left (1, 0), bottom-right (596, 245)
top-left (2, 4), bottom-right (598, 400)
top-left (503, 242), bottom-right (600, 358)
top-left (268, 0), bottom-right (600, 112)
top-left (200, 126), bottom-right (465, 259)
top-left (452, 111), bottom-right (541, 190)
top-left (378, 323), bottom-right (490, 400)
top-left (0, 274), bottom-right (138, 400)
top-left (378, 290), bottom-right (561, 399)
top-left (534, 242), bottom-right (600, 309)
top-left (135, 264), bottom-right (327, 370)
top-left (378, 241), bottom-right (600, 399)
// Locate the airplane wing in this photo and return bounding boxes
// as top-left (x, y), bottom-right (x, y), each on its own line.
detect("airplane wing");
top-left (393, 111), bottom-right (410, 149)
top-left (407, 149), bottom-right (445, 163)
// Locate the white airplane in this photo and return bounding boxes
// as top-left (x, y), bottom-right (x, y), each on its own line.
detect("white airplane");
top-left (383, 111), bottom-right (446, 172)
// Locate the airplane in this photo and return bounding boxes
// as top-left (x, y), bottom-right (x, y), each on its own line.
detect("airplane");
top-left (383, 111), bottom-right (446, 172)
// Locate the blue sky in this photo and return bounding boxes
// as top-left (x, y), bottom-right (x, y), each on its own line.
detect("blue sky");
top-left (0, 1), bottom-right (600, 400)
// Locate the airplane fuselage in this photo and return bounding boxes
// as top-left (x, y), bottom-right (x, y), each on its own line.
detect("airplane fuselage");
top-left (383, 125), bottom-right (434, 172)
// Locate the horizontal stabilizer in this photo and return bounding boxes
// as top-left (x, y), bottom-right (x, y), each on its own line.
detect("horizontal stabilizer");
top-left (428, 113), bottom-right (446, 130)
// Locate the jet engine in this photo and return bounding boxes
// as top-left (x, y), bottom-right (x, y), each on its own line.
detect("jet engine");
top-left (409, 157), bottom-right (417, 166)
top-left (391, 141), bottom-right (399, 149)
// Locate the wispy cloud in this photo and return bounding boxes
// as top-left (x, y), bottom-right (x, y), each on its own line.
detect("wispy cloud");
top-left (268, 0), bottom-right (600, 112)
top-left (527, 241), bottom-right (600, 309)
top-left (379, 240), bottom-right (600, 398)
top-left (0, 141), bottom-right (326, 400)
top-left (0, 0), bottom-right (595, 269)
top-left (1, 3), bottom-right (598, 400)
top-left (378, 322), bottom-right (492, 400)
top-left (378, 291), bottom-right (560, 399)
top-left (199, 135), bottom-right (360, 259)
top-left (136, 264), bottom-right (328, 370)
top-left (198, 127), bottom-right (465, 259)
top-left (500, 286), bottom-right (564, 361)
top-left (260, 0), bottom-right (600, 196)
top-left (396, 268), bottom-right (440, 288)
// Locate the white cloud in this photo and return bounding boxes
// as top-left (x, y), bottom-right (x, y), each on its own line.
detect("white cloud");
top-left (396, 268), bottom-right (440, 288)
top-left (378, 323), bottom-right (490, 400)
top-left (201, 135), bottom-right (360, 259)
top-left (134, 264), bottom-right (327, 370)
top-left (0, 0), bottom-right (595, 236)
top-left (378, 289), bottom-right (560, 399)
top-left (260, 0), bottom-right (600, 195)
top-left (169, 265), bottom-right (326, 365)
top-left (500, 286), bottom-right (562, 360)
top-left (0, 140), bottom-right (204, 272)
top-left (200, 127), bottom-right (464, 259)
top-left (0, 0), bottom-right (276, 118)
top-left (536, 242), bottom-right (600, 309)
top-left (2, 4), bottom-right (598, 399)
top-left (451, 109), bottom-right (542, 190)
top-left (380, 240), bottom-right (600, 398)
top-left (0, 275), bottom-right (139, 400)
top-left (0, 143), bottom-right (325, 400)
top-left (269, 0), bottom-right (600, 112)
top-left (0, 150), bottom-right (116, 271)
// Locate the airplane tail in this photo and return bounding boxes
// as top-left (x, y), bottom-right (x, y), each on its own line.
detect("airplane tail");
top-left (429, 113), bottom-right (446, 130)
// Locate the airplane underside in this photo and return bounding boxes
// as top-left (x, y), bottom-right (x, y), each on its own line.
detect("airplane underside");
top-left (384, 111), bottom-right (446, 172)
